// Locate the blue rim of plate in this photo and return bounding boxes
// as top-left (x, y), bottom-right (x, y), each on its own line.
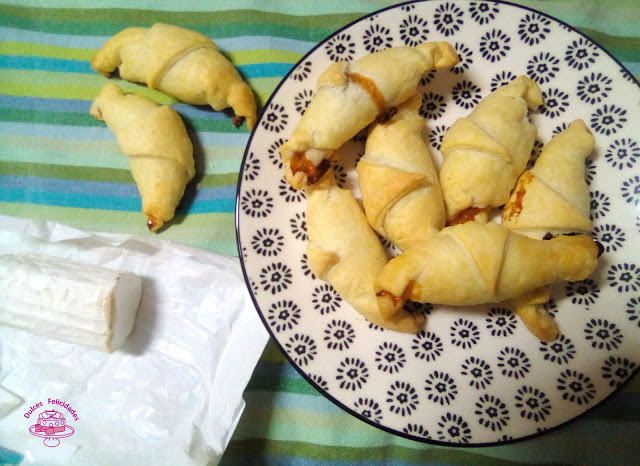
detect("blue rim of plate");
top-left (235, 0), bottom-right (640, 447)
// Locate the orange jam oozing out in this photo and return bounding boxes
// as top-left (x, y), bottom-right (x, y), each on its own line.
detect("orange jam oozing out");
top-left (345, 71), bottom-right (386, 113)
top-left (503, 171), bottom-right (534, 221)
top-left (290, 152), bottom-right (331, 185)
top-left (448, 207), bottom-right (487, 226)
top-left (147, 216), bottom-right (159, 231)
top-left (376, 280), bottom-right (417, 309)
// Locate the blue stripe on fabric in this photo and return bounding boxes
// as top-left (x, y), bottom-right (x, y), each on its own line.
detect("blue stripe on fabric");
top-left (0, 55), bottom-right (292, 78)
top-left (0, 175), bottom-right (138, 197)
top-left (0, 27), bottom-right (315, 54)
top-left (0, 174), bottom-right (237, 203)
top-left (0, 55), bottom-right (92, 73)
top-left (236, 62), bottom-right (292, 78)
top-left (0, 95), bottom-right (228, 121)
top-left (0, 188), bottom-right (236, 213)
top-left (244, 390), bottom-right (344, 415)
top-left (0, 188), bottom-right (141, 211)
top-left (0, 122), bottom-right (250, 145)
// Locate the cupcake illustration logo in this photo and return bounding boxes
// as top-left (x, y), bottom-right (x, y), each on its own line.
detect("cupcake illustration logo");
top-left (25, 399), bottom-right (78, 447)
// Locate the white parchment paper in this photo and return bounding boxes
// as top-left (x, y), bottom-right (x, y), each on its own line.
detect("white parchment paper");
top-left (0, 215), bottom-right (269, 465)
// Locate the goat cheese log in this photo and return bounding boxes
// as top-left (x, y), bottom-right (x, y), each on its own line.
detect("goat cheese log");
top-left (438, 75), bottom-right (543, 224)
top-left (0, 253), bottom-right (142, 353)
top-left (374, 222), bottom-right (599, 319)
top-left (305, 169), bottom-right (425, 333)
top-left (91, 23), bottom-right (257, 129)
top-left (357, 93), bottom-right (445, 251)
top-left (281, 41), bottom-right (459, 190)
top-left (90, 83), bottom-right (195, 232)
top-left (500, 119), bottom-right (596, 341)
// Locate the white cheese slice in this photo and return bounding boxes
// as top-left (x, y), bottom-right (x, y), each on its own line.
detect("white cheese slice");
top-left (0, 253), bottom-right (142, 353)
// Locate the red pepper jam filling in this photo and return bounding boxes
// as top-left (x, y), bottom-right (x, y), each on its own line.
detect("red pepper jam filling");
top-left (290, 152), bottom-right (331, 185)
top-left (502, 171), bottom-right (534, 221)
top-left (448, 207), bottom-right (487, 226)
top-left (345, 71), bottom-right (386, 114)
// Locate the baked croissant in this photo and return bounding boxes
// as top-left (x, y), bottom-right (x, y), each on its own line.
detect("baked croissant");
top-left (90, 83), bottom-right (195, 232)
top-left (502, 119), bottom-right (594, 238)
top-left (306, 169), bottom-right (425, 333)
top-left (281, 42), bottom-right (459, 190)
top-left (91, 23), bottom-right (257, 130)
top-left (357, 93), bottom-right (445, 250)
top-left (501, 119), bottom-right (595, 341)
top-left (438, 75), bottom-right (543, 224)
top-left (374, 222), bottom-right (599, 319)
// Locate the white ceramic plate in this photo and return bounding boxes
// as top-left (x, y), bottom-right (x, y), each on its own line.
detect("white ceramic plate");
top-left (236, 0), bottom-right (640, 445)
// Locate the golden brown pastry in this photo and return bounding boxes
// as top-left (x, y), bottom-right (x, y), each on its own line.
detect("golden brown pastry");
top-left (502, 119), bottom-right (594, 238)
top-left (357, 93), bottom-right (445, 250)
top-left (90, 83), bottom-right (195, 232)
top-left (91, 23), bottom-right (257, 129)
top-left (281, 42), bottom-right (459, 190)
top-left (306, 169), bottom-right (424, 333)
top-left (438, 75), bottom-right (543, 224)
top-left (501, 119), bottom-right (595, 341)
top-left (506, 287), bottom-right (558, 342)
top-left (374, 222), bottom-right (598, 319)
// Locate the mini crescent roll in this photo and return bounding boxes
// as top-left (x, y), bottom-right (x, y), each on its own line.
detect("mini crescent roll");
top-left (91, 23), bottom-right (257, 129)
top-left (281, 42), bottom-right (459, 190)
top-left (306, 169), bottom-right (425, 333)
top-left (90, 83), bottom-right (195, 232)
top-left (374, 222), bottom-right (599, 319)
top-left (357, 93), bottom-right (445, 250)
top-left (502, 119), bottom-right (594, 238)
top-left (439, 75), bottom-right (543, 224)
top-left (501, 119), bottom-right (595, 341)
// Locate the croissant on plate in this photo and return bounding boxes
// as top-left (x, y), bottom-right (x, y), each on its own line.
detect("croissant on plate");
top-left (374, 221), bottom-right (599, 319)
top-left (90, 83), bottom-right (195, 232)
top-left (305, 169), bottom-right (424, 333)
top-left (501, 119), bottom-right (596, 341)
top-left (502, 119), bottom-right (594, 238)
top-left (438, 75), bottom-right (543, 224)
top-left (357, 93), bottom-right (445, 251)
top-left (91, 23), bottom-right (257, 129)
top-left (281, 42), bottom-right (459, 190)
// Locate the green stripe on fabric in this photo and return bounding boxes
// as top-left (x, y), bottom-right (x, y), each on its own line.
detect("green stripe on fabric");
top-left (0, 161), bottom-right (239, 187)
top-left (0, 6), bottom-right (358, 40)
top-left (0, 42), bottom-right (303, 67)
top-left (0, 42), bottom-right (95, 61)
top-left (245, 375), bottom-right (321, 396)
top-left (222, 438), bottom-right (522, 464)
top-left (0, 107), bottom-right (253, 134)
top-left (0, 0), bottom-right (392, 15)
top-left (0, 135), bottom-right (245, 174)
top-left (0, 70), bottom-right (277, 108)
top-left (577, 28), bottom-right (640, 61)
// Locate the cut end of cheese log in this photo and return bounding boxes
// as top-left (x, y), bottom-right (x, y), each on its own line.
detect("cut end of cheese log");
top-left (0, 253), bottom-right (142, 353)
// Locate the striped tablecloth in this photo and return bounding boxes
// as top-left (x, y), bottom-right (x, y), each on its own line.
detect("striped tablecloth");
top-left (1, 0), bottom-right (639, 463)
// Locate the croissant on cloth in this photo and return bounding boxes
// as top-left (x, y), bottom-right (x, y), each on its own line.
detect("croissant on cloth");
top-left (281, 42), bottom-right (459, 190)
top-left (357, 93), bottom-right (445, 250)
top-left (305, 169), bottom-right (425, 333)
top-left (500, 119), bottom-right (595, 341)
top-left (374, 222), bottom-right (599, 319)
top-left (91, 23), bottom-right (257, 130)
top-left (438, 75), bottom-right (543, 224)
top-left (90, 83), bottom-right (195, 232)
